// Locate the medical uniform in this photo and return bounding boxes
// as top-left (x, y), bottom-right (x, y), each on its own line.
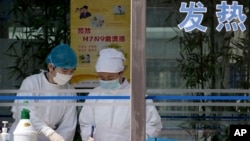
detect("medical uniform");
top-left (10, 72), bottom-right (77, 141)
top-left (79, 78), bottom-right (162, 141)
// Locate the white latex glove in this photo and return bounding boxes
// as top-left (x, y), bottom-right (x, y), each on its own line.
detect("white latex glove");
top-left (87, 137), bottom-right (94, 141)
top-left (48, 132), bottom-right (65, 141)
top-left (41, 127), bottom-right (65, 141)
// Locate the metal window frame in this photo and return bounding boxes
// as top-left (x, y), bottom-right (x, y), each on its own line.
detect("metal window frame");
top-left (131, 0), bottom-right (146, 141)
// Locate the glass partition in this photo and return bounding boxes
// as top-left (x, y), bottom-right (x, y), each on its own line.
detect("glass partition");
top-left (1, 0), bottom-right (250, 141)
top-left (146, 0), bottom-right (250, 141)
top-left (145, 89), bottom-right (250, 141)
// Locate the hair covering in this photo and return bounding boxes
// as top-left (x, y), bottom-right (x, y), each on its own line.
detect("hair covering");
top-left (46, 44), bottom-right (77, 68)
top-left (95, 48), bottom-right (125, 73)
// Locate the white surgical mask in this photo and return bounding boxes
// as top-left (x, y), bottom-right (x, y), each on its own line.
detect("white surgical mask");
top-left (53, 72), bottom-right (72, 85)
top-left (99, 79), bottom-right (121, 90)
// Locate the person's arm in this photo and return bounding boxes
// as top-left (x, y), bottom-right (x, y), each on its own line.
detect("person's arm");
top-left (145, 100), bottom-right (163, 138)
top-left (55, 104), bottom-right (77, 141)
top-left (79, 100), bottom-right (95, 141)
top-left (12, 77), bottom-right (65, 141)
top-left (12, 78), bottom-right (49, 132)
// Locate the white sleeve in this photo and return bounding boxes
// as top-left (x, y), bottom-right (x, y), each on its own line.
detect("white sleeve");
top-left (56, 104), bottom-right (77, 141)
top-left (11, 78), bottom-right (54, 135)
top-left (145, 100), bottom-right (163, 138)
top-left (79, 100), bottom-right (95, 141)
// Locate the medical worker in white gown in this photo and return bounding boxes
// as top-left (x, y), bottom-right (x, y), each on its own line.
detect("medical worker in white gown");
top-left (10, 44), bottom-right (77, 141)
top-left (79, 48), bottom-right (162, 141)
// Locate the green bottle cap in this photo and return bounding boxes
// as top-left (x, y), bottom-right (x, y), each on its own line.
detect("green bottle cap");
top-left (21, 108), bottom-right (30, 119)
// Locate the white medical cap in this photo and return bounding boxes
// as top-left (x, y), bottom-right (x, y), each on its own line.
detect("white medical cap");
top-left (95, 48), bottom-right (125, 73)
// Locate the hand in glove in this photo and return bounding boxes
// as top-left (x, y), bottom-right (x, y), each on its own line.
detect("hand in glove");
top-left (41, 127), bottom-right (65, 141)
top-left (48, 132), bottom-right (65, 141)
top-left (87, 137), bottom-right (94, 141)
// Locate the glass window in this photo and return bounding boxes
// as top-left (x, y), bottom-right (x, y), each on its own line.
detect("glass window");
top-left (146, 1), bottom-right (250, 141)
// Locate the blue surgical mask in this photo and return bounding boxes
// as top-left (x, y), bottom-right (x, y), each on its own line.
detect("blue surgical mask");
top-left (99, 79), bottom-right (121, 90)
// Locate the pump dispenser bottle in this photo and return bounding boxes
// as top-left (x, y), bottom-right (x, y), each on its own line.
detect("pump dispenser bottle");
top-left (0, 134), bottom-right (1, 141)
top-left (1, 121), bottom-right (9, 141)
top-left (13, 108), bottom-right (37, 141)
top-left (0, 129), bottom-right (2, 141)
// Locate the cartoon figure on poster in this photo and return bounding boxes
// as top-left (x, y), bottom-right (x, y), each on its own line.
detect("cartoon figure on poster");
top-left (113, 5), bottom-right (125, 15)
top-left (91, 15), bottom-right (105, 28)
top-left (79, 54), bottom-right (91, 63)
top-left (75, 5), bottom-right (91, 19)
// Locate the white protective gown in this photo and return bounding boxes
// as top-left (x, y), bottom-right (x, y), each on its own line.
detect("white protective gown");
top-left (10, 72), bottom-right (77, 141)
top-left (79, 79), bottom-right (162, 141)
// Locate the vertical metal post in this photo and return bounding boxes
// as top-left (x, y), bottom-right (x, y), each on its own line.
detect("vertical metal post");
top-left (130, 0), bottom-right (146, 141)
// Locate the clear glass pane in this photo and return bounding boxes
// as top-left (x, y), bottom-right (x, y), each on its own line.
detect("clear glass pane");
top-left (146, 1), bottom-right (250, 141)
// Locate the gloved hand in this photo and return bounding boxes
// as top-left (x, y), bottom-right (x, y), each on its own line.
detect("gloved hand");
top-left (48, 132), bottom-right (65, 141)
top-left (41, 127), bottom-right (65, 141)
top-left (87, 137), bottom-right (94, 141)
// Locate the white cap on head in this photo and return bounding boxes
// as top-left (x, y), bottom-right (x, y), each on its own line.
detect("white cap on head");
top-left (95, 48), bottom-right (125, 73)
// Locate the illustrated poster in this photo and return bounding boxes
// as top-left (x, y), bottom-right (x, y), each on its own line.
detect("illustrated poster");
top-left (70, 0), bottom-right (130, 88)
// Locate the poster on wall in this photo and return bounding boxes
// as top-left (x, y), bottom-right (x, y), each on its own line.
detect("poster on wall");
top-left (70, 0), bottom-right (131, 88)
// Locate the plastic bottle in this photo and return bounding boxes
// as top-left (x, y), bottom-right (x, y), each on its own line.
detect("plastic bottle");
top-left (13, 108), bottom-right (37, 141)
top-left (0, 128), bottom-right (2, 141)
top-left (1, 121), bottom-right (10, 141)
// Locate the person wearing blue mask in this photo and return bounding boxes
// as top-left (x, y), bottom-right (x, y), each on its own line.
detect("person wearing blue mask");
top-left (79, 48), bottom-right (162, 141)
top-left (10, 44), bottom-right (78, 141)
